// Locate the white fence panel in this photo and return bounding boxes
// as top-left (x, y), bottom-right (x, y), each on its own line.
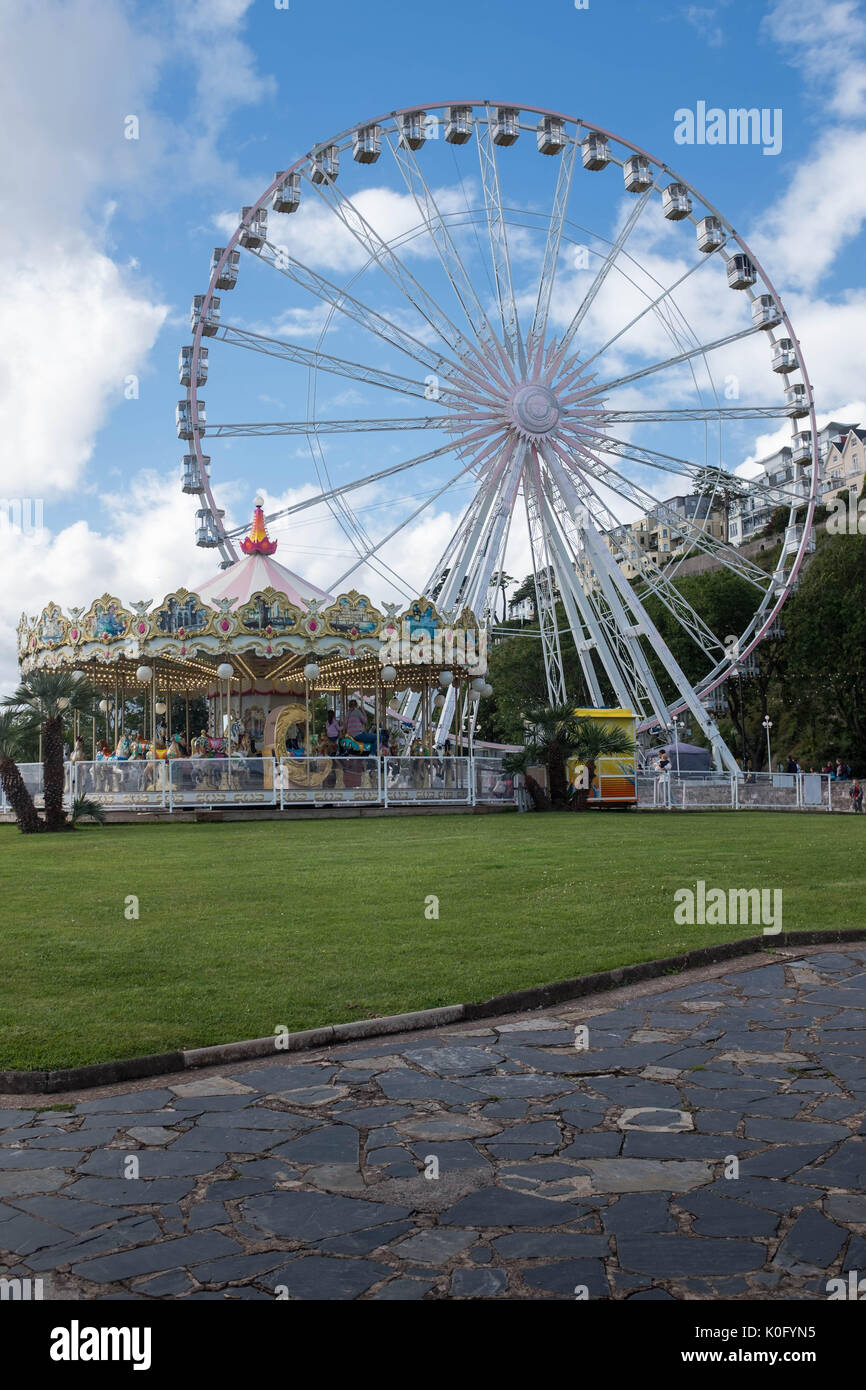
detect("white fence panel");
top-left (75, 760), bottom-right (168, 808)
top-left (473, 756), bottom-right (517, 805)
top-left (385, 756), bottom-right (471, 804)
top-left (169, 757), bottom-right (278, 808)
top-left (279, 756), bottom-right (379, 807)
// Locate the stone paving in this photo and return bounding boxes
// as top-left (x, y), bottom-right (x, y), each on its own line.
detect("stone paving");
top-left (2, 945), bottom-right (866, 1300)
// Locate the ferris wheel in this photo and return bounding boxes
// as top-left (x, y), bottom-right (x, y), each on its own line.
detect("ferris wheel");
top-left (178, 100), bottom-right (818, 771)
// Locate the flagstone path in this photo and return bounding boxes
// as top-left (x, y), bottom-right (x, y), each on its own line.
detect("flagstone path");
top-left (2, 945), bottom-right (866, 1300)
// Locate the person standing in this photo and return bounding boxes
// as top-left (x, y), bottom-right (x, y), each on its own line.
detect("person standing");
top-left (850, 780), bottom-right (863, 813)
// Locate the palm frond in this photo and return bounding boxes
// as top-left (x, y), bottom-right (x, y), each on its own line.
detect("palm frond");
top-left (70, 795), bottom-right (106, 827)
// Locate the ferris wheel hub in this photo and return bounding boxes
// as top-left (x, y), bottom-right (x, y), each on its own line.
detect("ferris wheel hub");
top-left (508, 382), bottom-right (562, 438)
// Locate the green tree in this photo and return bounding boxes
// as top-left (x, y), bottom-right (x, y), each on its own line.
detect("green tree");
top-left (784, 535), bottom-right (866, 764)
top-left (3, 671), bottom-right (99, 832)
top-left (0, 712), bottom-right (42, 835)
top-left (503, 707), bottom-right (634, 812)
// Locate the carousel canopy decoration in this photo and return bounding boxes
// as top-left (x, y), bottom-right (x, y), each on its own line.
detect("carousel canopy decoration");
top-left (17, 505), bottom-right (488, 691)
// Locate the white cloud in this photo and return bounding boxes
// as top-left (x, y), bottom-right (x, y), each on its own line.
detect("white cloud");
top-left (748, 130), bottom-right (866, 291)
top-left (740, 400), bottom-right (866, 473)
top-left (763, 0), bottom-right (866, 120)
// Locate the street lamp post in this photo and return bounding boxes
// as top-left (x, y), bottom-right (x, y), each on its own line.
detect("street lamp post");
top-left (762, 715), bottom-right (773, 774)
top-left (668, 716), bottom-right (682, 777)
top-left (730, 664), bottom-right (748, 771)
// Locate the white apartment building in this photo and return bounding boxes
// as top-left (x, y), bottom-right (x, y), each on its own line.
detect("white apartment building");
top-left (727, 420), bottom-right (858, 546)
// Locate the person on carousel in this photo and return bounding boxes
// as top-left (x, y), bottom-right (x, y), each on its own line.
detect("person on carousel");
top-left (344, 698), bottom-right (377, 752)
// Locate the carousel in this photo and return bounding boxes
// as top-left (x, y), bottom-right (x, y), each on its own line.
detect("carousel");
top-left (16, 503), bottom-right (496, 809)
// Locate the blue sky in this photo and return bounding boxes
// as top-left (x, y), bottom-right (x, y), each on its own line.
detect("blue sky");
top-left (1, 0), bottom-right (865, 689)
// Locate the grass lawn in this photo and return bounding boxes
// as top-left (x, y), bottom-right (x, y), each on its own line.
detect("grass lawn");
top-left (0, 812), bottom-right (862, 1072)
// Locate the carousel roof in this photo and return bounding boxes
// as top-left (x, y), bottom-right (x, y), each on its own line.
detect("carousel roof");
top-left (195, 502), bottom-right (333, 612)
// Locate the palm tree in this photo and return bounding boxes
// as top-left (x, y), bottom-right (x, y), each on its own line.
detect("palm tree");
top-left (570, 718), bottom-right (635, 811)
top-left (503, 705), bottom-right (635, 812)
top-left (523, 703), bottom-right (581, 807)
top-left (500, 747), bottom-right (551, 811)
top-left (691, 465), bottom-right (748, 545)
top-left (3, 670), bottom-right (98, 832)
top-left (0, 712), bottom-right (43, 834)
top-left (489, 571), bottom-right (515, 623)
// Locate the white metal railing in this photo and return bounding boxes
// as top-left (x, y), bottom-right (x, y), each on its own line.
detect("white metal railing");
top-left (636, 770), bottom-right (851, 812)
top-left (473, 756), bottom-right (518, 805)
top-left (279, 756), bottom-right (379, 806)
top-left (384, 756), bottom-right (472, 805)
top-left (169, 757), bottom-right (277, 809)
top-left (0, 761), bottom-right (73, 811)
top-left (2, 759), bottom-right (857, 816)
top-left (76, 759), bottom-right (169, 808)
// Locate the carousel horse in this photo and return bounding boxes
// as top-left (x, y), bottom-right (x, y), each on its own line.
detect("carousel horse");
top-left (114, 734), bottom-right (132, 761)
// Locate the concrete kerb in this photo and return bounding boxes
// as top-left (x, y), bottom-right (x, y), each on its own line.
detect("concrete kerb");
top-left (2, 928), bottom-right (863, 1096)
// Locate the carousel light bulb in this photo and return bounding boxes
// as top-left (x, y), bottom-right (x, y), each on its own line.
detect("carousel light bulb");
top-left (381, 664), bottom-right (397, 684)
top-left (432, 693), bottom-right (444, 708)
top-left (99, 699), bottom-right (110, 713)
top-left (439, 670), bottom-right (453, 688)
top-left (155, 701), bottom-right (167, 715)
top-left (470, 676), bottom-right (486, 692)
top-left (136, 665), bottom-right (153, 683)
top-left (303, 662), bottom-right (320, 681)
top-left (481, 682), bottom-right (493, 698)
top-left (57, 697), bottom-right (70, 710)
top-left (216, 663), bottom-right (234, 680)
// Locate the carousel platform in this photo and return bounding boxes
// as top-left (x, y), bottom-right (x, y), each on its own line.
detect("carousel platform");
top-left (0, 800), bottom-right (518, 825)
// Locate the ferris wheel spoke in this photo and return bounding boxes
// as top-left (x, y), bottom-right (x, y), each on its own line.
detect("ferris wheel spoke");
top-left (599, 405), bottom-right (793, 423)
top-left (579, 324), bottom-right (765, 399)
top-left (556, 443), bottom-right (771, 591)
top-left (250, 239), bottom-right (465, 381)
top-left (536, 454), bottom-right (665, 717)
top-left (577, 251), bottom-right (723, 376)
top-left (476, 108), bottom-right (526, 372)
top-left (384, 132), bottom-right (515, 384)
top-left (220, 438), bottom-right (483, 540)
top-left (526, 136), bottom-right (579, 372)
top-left (559, 462), bottom-right (727, 662)
top-left (300, 170), bottom-right (480, 366)
top-left (330, 456), bottom-right (487, 592)
top-left (585, 433), bottom-right (813, 512)
top-left (589, 433), bottom-right (719, 482)
top-left (542, 444), bottom-right (741, 765)
top-left (215, 321), bottom-right (468, 407)
top-left (206, 417), bottom-right (456, 438)
top-left (550, 186), bottom-right (656, 373)
top-left (434, 440), bottom-right (523, 615)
